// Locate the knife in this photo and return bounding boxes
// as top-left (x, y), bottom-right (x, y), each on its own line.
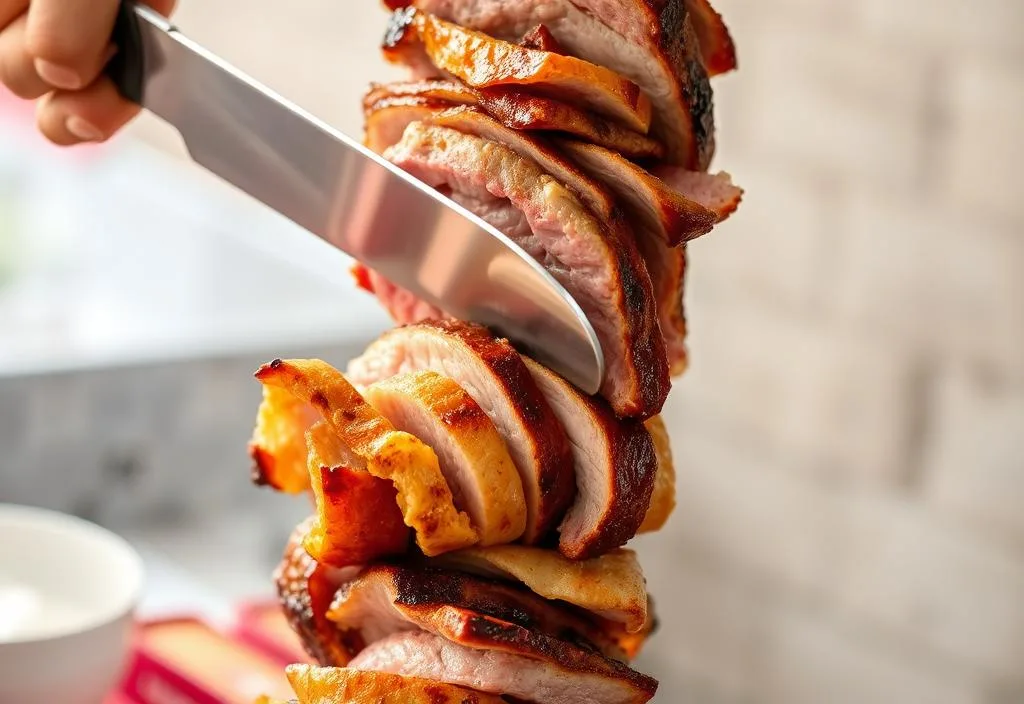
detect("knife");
top-left (104, 2), bottom-right (604, 393)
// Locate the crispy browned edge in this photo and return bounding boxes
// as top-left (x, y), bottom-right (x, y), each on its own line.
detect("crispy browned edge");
top-left (335, 564), bottom-right (627, 660)
top-left (333, 566), bottom-right (658, 697)
top-left (276, 521), bottom-right (362, 666)
top-left (561, 390), bottom-right (657, 559)
top-left (684, 0), bottom-right (737, 76)
top-left (648, 0), bottom-right (716, 169)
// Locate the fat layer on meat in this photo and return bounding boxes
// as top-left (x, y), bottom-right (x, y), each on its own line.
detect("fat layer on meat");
top-left (347, 320), bottom-right (576, 543)
top-left (350, 630), bottom-right (657, 704)
top-left (381, 123), bottom-right (669, 417)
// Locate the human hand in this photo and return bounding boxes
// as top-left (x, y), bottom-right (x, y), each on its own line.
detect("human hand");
top-left (0, 0), bottom-right (176, 145)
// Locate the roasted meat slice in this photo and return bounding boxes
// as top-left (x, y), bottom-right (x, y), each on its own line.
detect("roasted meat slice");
top-left (383, 8), bottom-right (653, 133)
top-left (652, 165), bottom-right (744, 221)
top-left (408, 0), bottom-right (714, 168)
top-left (684, 0), bottom-right (737, 77)
top-left (433, 545), bottom-right (648, 631)
top-left (380, 123), bottom-right (669, 417)
top-left (363, 79), bottom-right (478, 111)
top-left (347, 321), bottom-right (574, 543)
top-left (558, 140), bottom-right (717, 246)
top-left (257, 359), bottom-right (478, 556)
top-left (304, 421), bottom-right (410, 567)
top-left (638, 415), bottom-right (676, 533)
top-left (364, 98), bottom-right (613, 218)
top-left (364, 371), bottom-right (527, 546)
top-left (366, 79), bottom-right (663, 160)
top-left (350, 631), bottom-right (657, 704)
top-left (475, 88), bottom-right (664, 160)
top-left (521, 356), bottom-right (656, 559)
top-left (286, 665), bottom-right (503, 704)
top-left (640, 169), bottom-right (741, 374)
top-left (639, 235), bottom-right (688, 375)
top-left (326, 564), bottom-right (627, 661)
top-left (423, 107), bottom-right (613, 218)
top-left (250, 386), bottom-right (318, 493)
top-left (275, 519), bottom-right (362, 667)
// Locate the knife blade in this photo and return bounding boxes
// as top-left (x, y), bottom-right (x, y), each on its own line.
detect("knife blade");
top-left (104, 3), bottom-right (604, 394)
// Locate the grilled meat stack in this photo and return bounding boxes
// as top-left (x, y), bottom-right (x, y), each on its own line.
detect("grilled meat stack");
top-left (252, 2), bottom-right (739, 701)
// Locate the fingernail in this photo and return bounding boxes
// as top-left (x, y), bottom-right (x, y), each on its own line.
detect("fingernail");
top-left (66, 116), bottom-right (104, 142)
top-left (35, 60), bottom-right (83, 90)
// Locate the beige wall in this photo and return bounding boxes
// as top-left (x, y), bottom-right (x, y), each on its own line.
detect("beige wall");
top-left (130, 1), bottom-right (1024, 701)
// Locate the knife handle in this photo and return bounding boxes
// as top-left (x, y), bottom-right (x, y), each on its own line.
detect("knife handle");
top-left (105, 2), bottom-right (147, 104)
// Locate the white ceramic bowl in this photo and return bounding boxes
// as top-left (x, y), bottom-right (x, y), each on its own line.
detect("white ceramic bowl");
top-left (0, 504), bottom-right (144, 704)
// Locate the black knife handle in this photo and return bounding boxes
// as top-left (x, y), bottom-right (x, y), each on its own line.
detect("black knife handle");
top-left (105, 2), bottom-right (146, 104)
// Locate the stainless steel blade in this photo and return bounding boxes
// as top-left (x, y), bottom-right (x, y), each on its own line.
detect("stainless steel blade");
top-left (124, 5), bottom-right (604, 393)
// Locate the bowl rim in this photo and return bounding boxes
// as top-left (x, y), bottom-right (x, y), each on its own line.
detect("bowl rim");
top-left (0, 503), bottom-right (145, 645)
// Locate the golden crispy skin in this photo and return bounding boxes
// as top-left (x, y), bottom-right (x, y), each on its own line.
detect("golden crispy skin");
top-left (638, 416), bottom-right (676, 534)
top-left (304, 422), bottom-right (410, 567)
top-left (383, 8), bottom-right (652, 133)
top-left (365, 372), bottom-right (527, 546)
top-left (256, 359), bottom-right (478, 556)
top-left (286, 665), bottom-right (503, 704)
top-left (249, 386), bottom-right (318, 493)
top-left (434, 545), bottom-right (648, 632)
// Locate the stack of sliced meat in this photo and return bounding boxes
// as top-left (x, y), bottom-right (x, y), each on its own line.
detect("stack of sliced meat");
top-left (253, 1), bottom-right (738, 701)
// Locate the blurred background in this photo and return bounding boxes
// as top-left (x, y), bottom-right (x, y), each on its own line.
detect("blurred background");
top-left (1, 0), bottom-right (1022, 702)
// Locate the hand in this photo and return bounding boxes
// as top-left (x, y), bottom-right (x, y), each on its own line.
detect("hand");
top-left (0, 0), bottom-right (176, 145)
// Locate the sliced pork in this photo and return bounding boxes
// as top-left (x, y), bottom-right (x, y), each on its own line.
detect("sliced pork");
top-left (384, 8), bottom-right (653, 133)
top-left (426, 107), bottom-right (614, 218)
top-left (475, 88), bottom-right (664, 159)
top-left (407, 0), bottom-right (715, 168)
top-left (366, 79), bottom-right (663, 159)
top-left (326, 564), bottom-right (627, 661)
top-left (433, 545), bottom-right (649, 631)
top-left (286, 665), bottom-right (504, 704)
top-left (652, 165), bottom-right (744, 220)
top-left (684, 0), bottom-right (737, 77)
top-left (559, 139), bottom-right (718, 245)
top-left (364, 371), bottom-right (527, 546)
top-left (350, 630), bottom-right (657, 704)
top-left (638, 236), bottom-right (689, 375)
top-left (380, 123), bottom-right (669, 417)
top-left (364, 102), bottom-right (613, 219)
top-left (347, 320), bottom-right (575, 543)
top-left (257, 359), bottom-right (478, 556)
top-left (275, 520), bottom-right (362, 667)
top-left (521, 356), bottom-right (656, 559)
top-left (638, 415), bottom-right (676, 533)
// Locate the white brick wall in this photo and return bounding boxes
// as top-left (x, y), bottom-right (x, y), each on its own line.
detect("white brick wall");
top-left (924, 368), bottom-right (1024, 550)
top-left (835, 494), bottom-right (1024, 679)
